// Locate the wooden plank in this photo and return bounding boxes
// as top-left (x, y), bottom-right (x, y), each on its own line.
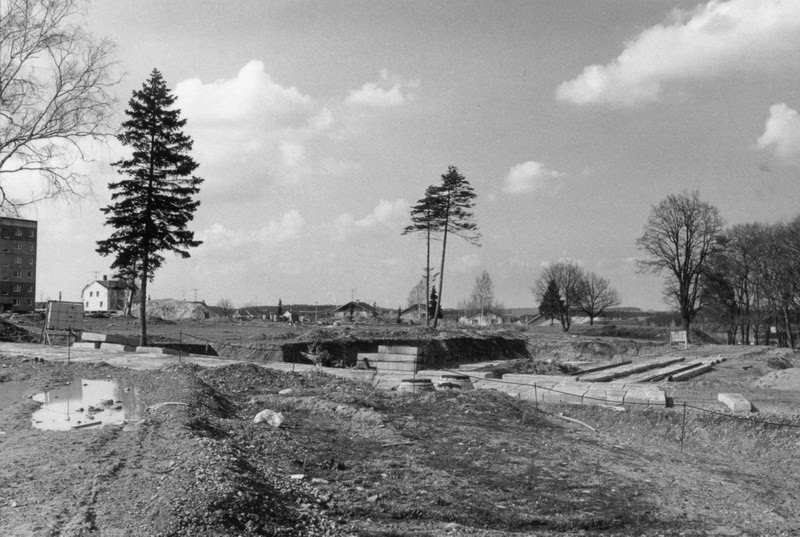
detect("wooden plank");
top-left (669, 362), bottom-right (714, 381)
top-left (624, 361), bottom-right (703, 383)
top-left (577, 357), bottom-right (685, 382)
top-left (564, 360), bottom-right (632, 376)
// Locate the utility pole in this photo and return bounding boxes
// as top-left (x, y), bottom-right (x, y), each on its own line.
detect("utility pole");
top-left (192, 288), bottom-right (198, 302)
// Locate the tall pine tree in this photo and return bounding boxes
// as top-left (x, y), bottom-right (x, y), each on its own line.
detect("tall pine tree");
top-left (433, 166), bottom-right (480, 327)
top-left (538, 279), bottom-right (563, 326)
top-left (97, 69), bottom-right (203, 345)
top-left (402, 184), bottom-right (444, 326)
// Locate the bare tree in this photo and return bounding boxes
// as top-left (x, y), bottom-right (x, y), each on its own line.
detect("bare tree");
top-left (534, 261), bottom-right (585, 331)
top-left (406, 274), bottom-right (428, 321)
top-left (578, 272), bottom-right (620, 325)
top-left (217, 298), bottom-right (234, 318)
top-left (636, 190), bottom-right (724, 337)
top-left (0, 0), bottom-right (117, 213)
top-left (469, 270), bottom-right (497, 317)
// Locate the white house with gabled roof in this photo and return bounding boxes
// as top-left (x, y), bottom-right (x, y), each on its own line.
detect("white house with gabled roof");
top-left (81, 275), bottom-right (136, 313)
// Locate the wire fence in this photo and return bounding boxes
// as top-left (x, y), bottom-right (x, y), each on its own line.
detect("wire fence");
top-left (4, 329), bottom-right (800, 435)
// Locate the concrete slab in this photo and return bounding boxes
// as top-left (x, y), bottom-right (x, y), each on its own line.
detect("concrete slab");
top-left (542, 383), bottom-right (589, 405)
top-left (605, 388), bottom-right (627, 406)
top-left (100, 343), bottom-right (136, 352)
top-left (718, 393), bottom-right (752, 412)
top-left (367, 361), bottom-right (419, 372)
top-left (623, 387), bottom-right (666, 407)
top-left (583, 386), bottom-right (610, 406)
top-left (135, 346), bottom-right (179, 355)
top-left (377, 345), bottom-right (422, 356)
top-left (72, 341), bottom-right (101, 350)
top-left (501, 374), bottom-right (574, 385)
top-left (81, 332), bottom-right (138, 346)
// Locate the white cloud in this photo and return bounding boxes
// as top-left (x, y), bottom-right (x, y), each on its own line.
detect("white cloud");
top-left (175, 61), bottom-right (329, 187)
top-left (334, 198), bottom-right (408, 240)
top-left (557, 0), bottom-right (800, 107)
top-left (452, 253), bottom-right (482, 274)
top-left (346, 69), bottom-right (419, 107)
top-left (199, 210), bottom-right (305, 249)
top-left (503, 161), bottom-right (563, 194)
top-left (260, 210), bottom-right (306, 243)
top-left (757, 103), bottom-right (800, 164)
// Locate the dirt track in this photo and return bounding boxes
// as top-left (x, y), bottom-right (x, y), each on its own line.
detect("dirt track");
top-left (2, 321), bottom-right (800, 536)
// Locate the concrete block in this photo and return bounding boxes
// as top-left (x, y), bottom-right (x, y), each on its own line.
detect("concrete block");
top-left (81, 332), bottom-right (138, 346)
top-left (605, 388), bottom-right (627, 406)
top-left (583, 386), bottom-right (609, 406)
top-left (718, 393), bottom-right (752, 412)
top-left (359, 352), bottom-right (420, 363)
top-left (501, 374), bottom-right (573, 385)
top-left (542, 383), bottom-right (589, 405)
top-left (135, 346), bottom-right (179, 355)
top-left (368, 361), bottom-right (419, 372)
top-left (72, 341), bottom-right (101, 350)
top-left (623, 387), bottom-right (666, 407)
top-left (378, 345), bottom-right (422, 356)
top-left (99, 343), bottom-right (136, 352)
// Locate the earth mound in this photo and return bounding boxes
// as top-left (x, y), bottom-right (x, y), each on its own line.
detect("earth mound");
top-left (144, 299), bottom-right (212, 321)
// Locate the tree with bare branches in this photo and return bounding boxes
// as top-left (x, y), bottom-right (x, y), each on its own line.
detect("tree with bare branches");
top-left (217, 298), bottom-right (234, 318)
top-left (533, 261), bottom-right (585, 331)
top-left (636, 190), bottom-right (724, 337)
top-left (578, 272), bottom-right (620, 325)
top-left (0, 0), bottom-right (116, 213)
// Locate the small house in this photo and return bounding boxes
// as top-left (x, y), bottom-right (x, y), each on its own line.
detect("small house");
top-left (399, 304), bottom-right (427, 324)
top-left (81, 275), bottom-right (136, 313)
top-left (333, 300), bottom-right (377, 320)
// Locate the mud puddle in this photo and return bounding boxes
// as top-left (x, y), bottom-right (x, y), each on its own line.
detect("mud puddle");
top-left (31, 378), bottom-right (145, 430)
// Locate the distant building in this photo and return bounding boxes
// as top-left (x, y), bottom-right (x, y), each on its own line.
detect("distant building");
top-left (459, 312), bottom-right (504, 327)
top-left (333, 300), bottom-right (377, 320)
top-left (399, 304), bottom-right (427, 324)
top-left (81, 275), bottom-right (136, 313)
top-left (0, 217), bottom-right (37, 312)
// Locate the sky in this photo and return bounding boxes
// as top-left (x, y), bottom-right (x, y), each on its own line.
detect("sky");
top-left (13, 0), bottom-right (800, 311)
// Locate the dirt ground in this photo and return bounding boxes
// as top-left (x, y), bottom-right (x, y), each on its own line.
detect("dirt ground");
top-left (1, 317), bottom-right (800, 536)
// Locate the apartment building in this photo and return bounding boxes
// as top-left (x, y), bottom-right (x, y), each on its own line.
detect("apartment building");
top-left (0, 217), bottom-right (37, 312)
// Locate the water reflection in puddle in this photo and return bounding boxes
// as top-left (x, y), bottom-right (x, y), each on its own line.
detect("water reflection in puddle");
top-left (31, 379), bottom-right (145, 431)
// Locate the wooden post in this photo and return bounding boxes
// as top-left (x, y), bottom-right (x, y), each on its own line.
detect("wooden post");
top-left (680, 402), bottom-right (687, 453)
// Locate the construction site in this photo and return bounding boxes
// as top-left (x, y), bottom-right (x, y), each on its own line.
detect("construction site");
top-left (1, 314), bottom-right (800, 536)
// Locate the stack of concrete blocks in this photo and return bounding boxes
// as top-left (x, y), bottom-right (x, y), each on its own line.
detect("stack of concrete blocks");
top-left (358, 345), bottom-right (424, 373)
